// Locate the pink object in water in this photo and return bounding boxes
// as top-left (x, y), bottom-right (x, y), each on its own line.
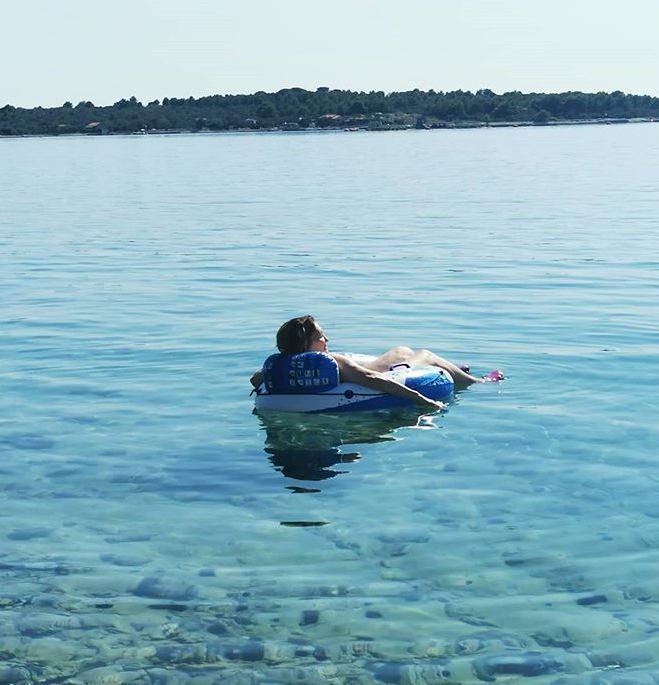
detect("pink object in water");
top-left (483, 370), bottom-right (504, 382)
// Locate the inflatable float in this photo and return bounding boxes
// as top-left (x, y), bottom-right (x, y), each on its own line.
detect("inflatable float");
top-left (253, 352), bottom-right (454, 413)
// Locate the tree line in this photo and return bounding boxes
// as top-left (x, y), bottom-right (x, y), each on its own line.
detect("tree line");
top-left (1, 87), bottom-right (658, 136)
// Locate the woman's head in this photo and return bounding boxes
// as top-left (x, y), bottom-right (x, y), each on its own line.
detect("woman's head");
top-left (276, 315), bottom-right (328, 354)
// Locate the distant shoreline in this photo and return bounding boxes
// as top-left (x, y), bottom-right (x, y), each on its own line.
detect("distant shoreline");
top-left (1, 116), bottom-right (656, 141)
top-left (2, 88), bottom-right (658, 138)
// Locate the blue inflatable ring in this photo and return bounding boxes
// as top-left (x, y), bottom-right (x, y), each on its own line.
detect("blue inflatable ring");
top-left (254, 353), bottom-right (454, 413)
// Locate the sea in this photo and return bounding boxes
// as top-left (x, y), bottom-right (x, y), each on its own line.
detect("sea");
top-left (1, 123), bottom-right (658, 684)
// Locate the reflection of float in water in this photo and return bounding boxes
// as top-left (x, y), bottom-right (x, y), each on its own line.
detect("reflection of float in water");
top-left (256, 408), bottom-right (441, 483)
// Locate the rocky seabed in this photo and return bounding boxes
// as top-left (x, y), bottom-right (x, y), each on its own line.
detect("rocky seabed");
top-left (3, 550), bottom-right (659, 685)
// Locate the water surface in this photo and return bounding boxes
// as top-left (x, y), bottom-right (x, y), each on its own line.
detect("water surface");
top-left (1, 124), bottom-right (659, 683)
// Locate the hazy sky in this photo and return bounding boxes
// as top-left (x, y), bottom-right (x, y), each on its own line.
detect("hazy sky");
top-left (2, 0), bottom-right (658, 108)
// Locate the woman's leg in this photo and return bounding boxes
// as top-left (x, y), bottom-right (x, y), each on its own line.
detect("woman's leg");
top-left (364, 347), bottom-right (483, 387)
top-left (362, 346), bottom-right (416, 372)
top-left (406, 349), bottom-right (483, 387)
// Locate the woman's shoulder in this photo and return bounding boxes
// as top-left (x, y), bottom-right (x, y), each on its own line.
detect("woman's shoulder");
top-left (328, 352), bottom-right (351, 364)
top-left (327, 353), bottom-right (353, 372)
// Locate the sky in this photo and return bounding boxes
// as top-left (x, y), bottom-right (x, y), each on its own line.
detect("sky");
top-left (2, 0), bottom-right (658, 108)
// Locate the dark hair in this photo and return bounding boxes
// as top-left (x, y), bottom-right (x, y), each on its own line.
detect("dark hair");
top-left (276, 315), bottom-right (316, 354)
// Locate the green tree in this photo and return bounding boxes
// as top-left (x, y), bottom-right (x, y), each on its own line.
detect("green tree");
top-left (256, 103), bottom-right (276, 120)
top-left (347, 101), bottom-right (366, 115)
top-left (445, 100), bottom-right (466, 119)
top-left (534, 110), bottom-right (550, 124)
top-left (492, 102), bottom-right (512, 120)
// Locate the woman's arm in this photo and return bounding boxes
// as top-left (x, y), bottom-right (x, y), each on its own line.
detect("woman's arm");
top-left (250, 370), bottom-right (264, 389)
top-left (332, 354), bottom-right (445, 411)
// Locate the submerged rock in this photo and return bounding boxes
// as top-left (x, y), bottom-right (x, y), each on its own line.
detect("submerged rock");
top-left (104, 534), bottom-right (152, 544)
top-left (411, 630), bottom-right (535, 659)
top-left (373, 661), bottom-right (455, 684)
top-left (7, 528), bottom-right (52, 541)
top-left (224, 641), bottom-right (265, 662)
top-left (0, 666), bottom-right (31, 685)
top-left (473, 653), bottom-right (563, 681)
top-left (153, 644), bottom-right (209, 665)
top-left (207, 621), bottom-right (229, 636)
top-left (16, 612), bottom-right (81, 636)
top-left (132, 576), bottom-right (198, 602)
top-left (260, 663), bottom-right (340, 684)
top-left (100, 553), bottom-right (149, 567)
top-left (300, 609), bottom-right (320, 626)
top-left (576, 593), bottom-right (608, 606)
top-left (145, 668), bottom-right (204, 685)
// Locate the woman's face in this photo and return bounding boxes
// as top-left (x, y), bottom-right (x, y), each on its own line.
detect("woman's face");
top-left (307, 324), bottom-right (329, 353)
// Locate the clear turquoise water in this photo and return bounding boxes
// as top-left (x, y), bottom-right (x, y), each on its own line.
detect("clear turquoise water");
top-left (1, 124), bottom-right (658, 684)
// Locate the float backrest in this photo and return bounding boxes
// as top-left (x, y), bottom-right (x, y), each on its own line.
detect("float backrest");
top-left (262, 352), bottom-right (340, 394)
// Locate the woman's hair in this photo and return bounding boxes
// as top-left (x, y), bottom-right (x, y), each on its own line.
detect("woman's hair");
top-left (276, 315), bottom-right (316, 354)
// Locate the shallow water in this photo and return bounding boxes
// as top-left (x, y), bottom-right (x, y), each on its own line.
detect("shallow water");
top-left (1, 124), bottom-right (659, 684)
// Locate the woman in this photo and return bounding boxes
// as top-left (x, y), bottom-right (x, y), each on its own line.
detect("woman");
top-left (250, 315), bottom-right (501, 411)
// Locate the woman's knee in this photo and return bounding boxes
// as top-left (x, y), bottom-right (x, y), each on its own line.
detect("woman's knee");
top-left (412, 349), bottom-right (440, 366)
top-left (388, 345), bottom-right (414, 359)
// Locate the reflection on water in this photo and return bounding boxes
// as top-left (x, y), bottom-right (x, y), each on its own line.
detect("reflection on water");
top-left (257, 408), bottom-right (439, 483)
